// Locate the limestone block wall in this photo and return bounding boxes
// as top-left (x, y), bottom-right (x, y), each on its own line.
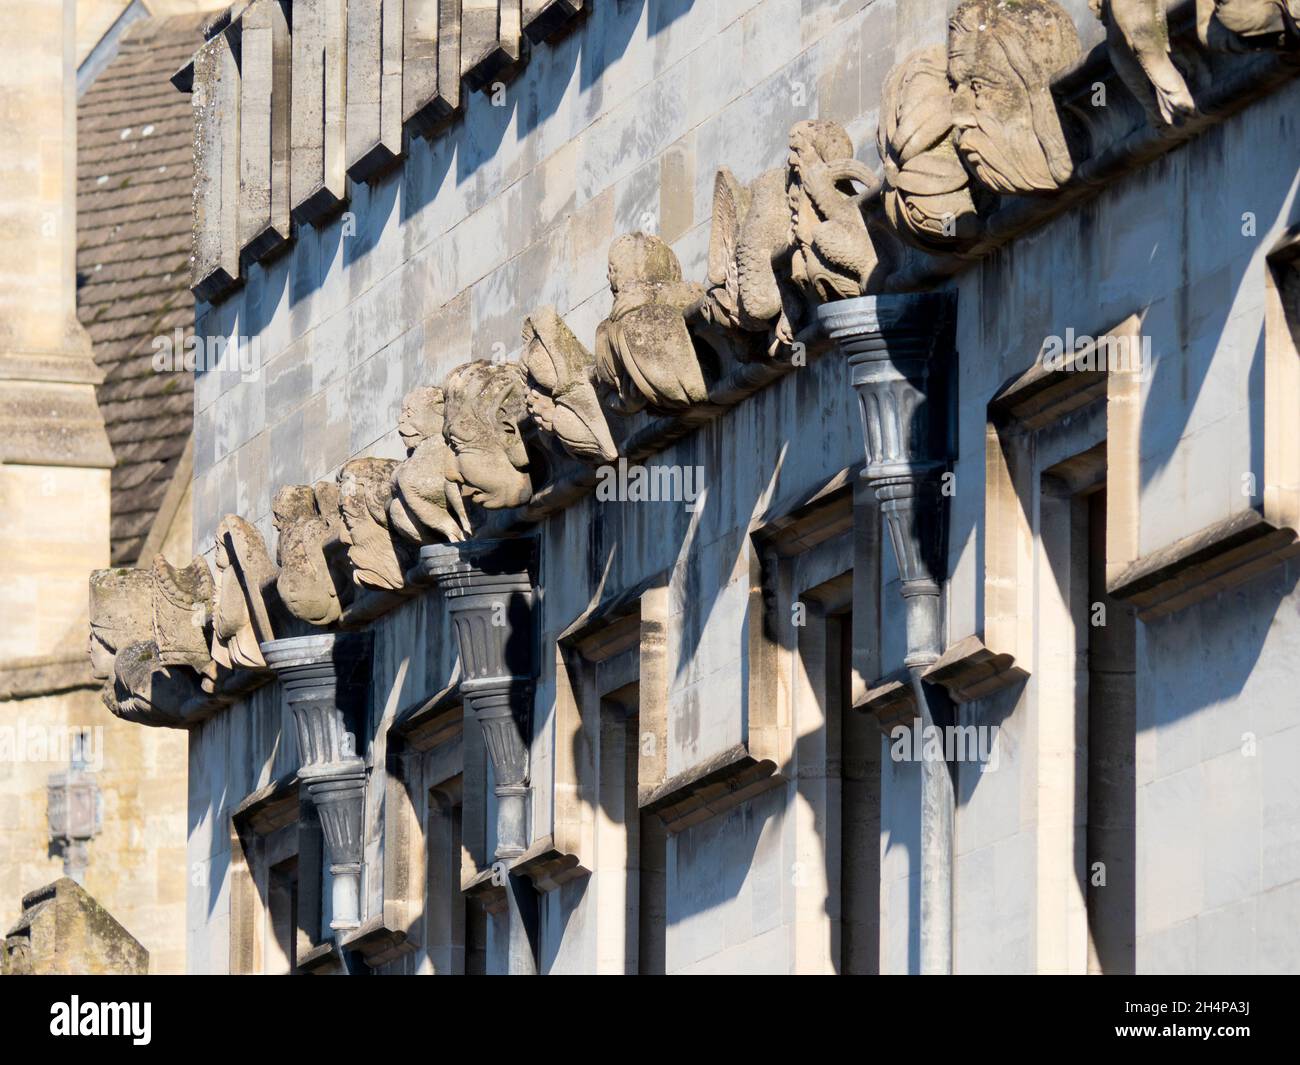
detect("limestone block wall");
top-left (182, 0), bottom-right (1300, 973)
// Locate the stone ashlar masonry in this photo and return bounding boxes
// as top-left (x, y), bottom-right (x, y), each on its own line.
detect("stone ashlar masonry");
top-left (96, 0), bottom-right (1300, 972)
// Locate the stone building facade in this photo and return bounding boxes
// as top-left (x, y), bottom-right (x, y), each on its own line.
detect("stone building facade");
top-left (95, 0), bottom-right (1300, 973)
top-left (0, 1), bottom-right (224, 976)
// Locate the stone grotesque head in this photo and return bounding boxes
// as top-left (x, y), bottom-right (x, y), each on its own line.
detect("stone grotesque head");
top-left (879, 46), bottom-right (982, 250)
top-left (523, 306), bottom-right (618, 464)
top-left (595, 233), bottom-right (708, 414)
top-left (213, 514), bottom-right (277, 670)
top-left (272, 483), bottom-right (349, 626)
top-left (786, 119), bottom-right (883, 301)
top-left (948, 0), bottom-right (1080, 195)
top-left (150, 555), bottom-right (214, 675)
top-left (338, 457), bottom-right (408, 591)
top-left (442, 361), bottom-right (534, 511)
top-left (88, 568), bottom-right (154, 685)
top-left (389, 386), bottom-right (471, 544)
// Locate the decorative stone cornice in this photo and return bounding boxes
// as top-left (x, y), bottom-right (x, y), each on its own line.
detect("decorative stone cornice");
top-left (260, 632), bottom-right (373, 931)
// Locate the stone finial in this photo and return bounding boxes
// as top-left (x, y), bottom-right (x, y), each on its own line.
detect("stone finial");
top-left (705, 166), bottom-right (799, 346)
top-left (389, 386), bottom-right (471, 545)
top-left (786, 120), bottom-right (884, 302)
top-left (948, 0), bottom-right (1081, 196)
top-left (442, 361), bottom-right (534, 511)
top-left (522, 306), bottom-right (618, 464)
top-left (1198, 0), bottom-right (1300, 48)
top-left (213, 515), bottom-right (278, 670)
top-left (1092, 0), bottom-right (1197, 126)
top-left (273, 482), bottom-right (351, 625)
top-left (594, 233), bottom-right (708, 414)
top-left (879, 46), bottom-right (983, 251)
top-left (3, 878), bottom-right (148, 976)
top-left (338, 457), bottom-right (409, 591)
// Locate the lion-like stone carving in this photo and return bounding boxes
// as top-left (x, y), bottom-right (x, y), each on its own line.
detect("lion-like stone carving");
top-left (594, 233), bottom-right (709, 414)
top-left (522, 306), bottom-right (619, 464)
top-left (879, 46), bottom-right (983, 251)
top-left (948, 0), bottom-right (1081, 196)
top-left (273, 483), bottom-right (351, 626)
top-left (213, 514), bottom-right (277, 670)
top-left (1198, 0), bottom-right (1300, 48)
top-left (1092, 0), bottom-right (1197, 126)
top-left (786, 119), bottom-right (884, 302)
top-left (704, 166), bottom-right (800, 347)
top-left (389, 386), bottom-right (471, 545)
top-left (338, 457), bottom-right (409, 591)
top-left (442, 361), bottom-right (534, 511)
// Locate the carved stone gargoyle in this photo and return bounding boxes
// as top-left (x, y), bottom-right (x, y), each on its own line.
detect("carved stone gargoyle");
top-left (522, 306), bottom-right (618, 464)
top-left (1197, 0), bottom-right (1300, 49)
top-left (389, 386), bottom-right (472, 545)
top-left (272, 483), bottom-right (351, 627)
top-left (442, 360), bottom-right (535, 512)
top-left (88, 559), bottom-right (214, 727)
top-left (338, 457), bottom-right (410, 591)
top-left (1092, 0), bottom-right (1197, 126)
top-left (213, 514), bottom-right (278, 671)
top-left (786, 119), bottom-right (887, 302)
top-left (594, 233), bottom-right (709, 414)
top-left (879, 46), bottom-right (985, 252)
top-left (703, 166), bottom-right (802, 351)
top-left (947, 0), bottom-right (1081, 196)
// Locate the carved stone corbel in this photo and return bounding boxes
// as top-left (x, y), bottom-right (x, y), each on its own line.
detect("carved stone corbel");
top-left (338, 457), bottom-right (410, 591)
top-left (522, 306), bottom-right (618, 464)
top-left (390, 386), bottom-right (471, 545)
top-left (260, 632), bottom-right (373, 931)
top-left (213, 515), bottom-right (278, 670)
top-left (272, 483), bottom-right (351, 625)
top-left (418, 537), bottom-right (538, 974)
top-left (819, 291), bottom-right (957, 976)
top-left (594, 233), bottom-right (709, 414)
top-left (1198, 0), bottom-right (1300, 50)
top-left (1092, 0), bottom-right (1198, 126)
top-left (442, 361), bottom-right (535, 514)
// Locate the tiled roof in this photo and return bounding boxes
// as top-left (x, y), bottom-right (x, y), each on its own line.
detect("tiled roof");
top-left (77, 13), bottom-right (205, 565)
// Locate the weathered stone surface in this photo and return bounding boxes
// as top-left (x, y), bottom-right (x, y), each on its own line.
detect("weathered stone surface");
top-left (948, 0), bottom-right (1081, 196)
top-left (290, 0), bottom-right (348, 222)
top-left (346, 0), bottom-right (404, 180)
top-left (389, 386), bottom-right (471, 545)
top-left (879, 47), bottom-right (983, 252)
top-left (522, 306), bottom-right (617, 464)
top-left (442, 361), bottom-right (533, 512)
top-left (338, 457), bottom-right (408, 591)
top-left (594, 234), bottom-right (708, 414)
top-left (787, 120), bottom-right (883, 301)
top-left (213, 514), bottom-right (277, 669)
top-left (272, 482), bottom-right (350, 626)
top-left (402, 0), bottom-right (461, 135)
top-left (191, 29), bottom-right (241, 300)
top-left (3, 878), bottom-right (147, 975)
top-left (704, 165), bottom-right (798, 347)
top-left (461, 0), bottom-right (524, 92)
top-left (237, 0), bottom-right (292, 262)
top-left (1200, 0), bottom-right (1300, 48)
top-left (1091, 0), bottom-right (1197, 126)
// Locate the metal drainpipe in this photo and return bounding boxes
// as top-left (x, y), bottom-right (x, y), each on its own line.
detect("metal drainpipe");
top-left (420, 538), bottom-right (540, 975)
top-left (819, 292), bottom-right (957, 974)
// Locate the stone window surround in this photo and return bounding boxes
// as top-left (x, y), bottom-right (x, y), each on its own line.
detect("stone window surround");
top-left (228, 773), bottom-right (327, 975)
